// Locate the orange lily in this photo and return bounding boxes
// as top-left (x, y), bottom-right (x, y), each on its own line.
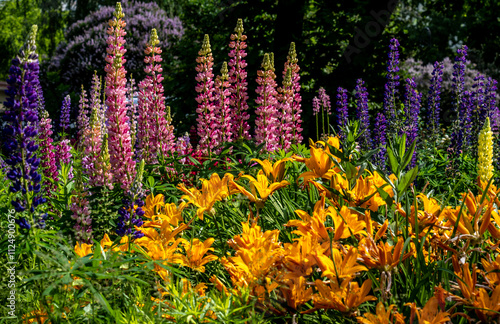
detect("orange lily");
top-left (329, 205), bottom-right (367, 240)
top-left (482, 254), bottom-right (500, 287)
top-left (406, 297), bottom-right (451, 324)
top-left (357, 302), bottom-right (405, 324)
top-left (473, 285), bottom-right (500, 322)
top-left (309, 278), bottom-right (376, 314)
top-left (176, 238), bottom-right (218, 272)
top-left (314, 247), bottom-right (367, 280)
top-left (358, 237), bottom-right (412, 272)
top-left (286, 195), bottom-right (333, 244)
top-left (280, 276), bottom-right (313, 310)
top-left (178, 173), bottom-right (233, 220)
top-left (251, 157), bottom-right (290, 182)
top-left (74, 241), bottom-right (93, 258)
top-left (230, 170), bottom-right (289, 208)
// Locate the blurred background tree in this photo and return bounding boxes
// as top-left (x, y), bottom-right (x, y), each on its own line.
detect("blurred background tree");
top-left (1, 0), bottom-right (499, 139)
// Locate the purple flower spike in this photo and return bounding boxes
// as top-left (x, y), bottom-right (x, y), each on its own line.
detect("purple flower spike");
top-left (336, 87), bottom-right (348, 137)
top-left (2, 25), bottom-right (45, 225)
top-left (427, 61), bottom-right (443, 137)
top-left (60, 95), bottom-right (71, 134)
top-left (355, 79), bottom-right (372, 151)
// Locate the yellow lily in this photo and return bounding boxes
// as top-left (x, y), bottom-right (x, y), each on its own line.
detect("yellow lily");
top-left (74, 241), bottom-right (93, 258)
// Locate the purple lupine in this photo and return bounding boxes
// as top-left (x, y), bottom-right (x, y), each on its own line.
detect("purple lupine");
top-left (373, 113), bottom-right (387, 171)
top-left (77, 86), bottom-right (89, 141)
top-left (38, 109), bottom-right (58, 196)
top-left (460, 91), bottom-right (474, 151)
top-left (175, 132), bottom-right (192, 164)
top-left (228, 19), bottom-right (251, 141)
top-left (403, 78), bottom-right (421, 168)
top-left (319, 87), bottom-right (332, 134)
top-left (195, 34), bottom-right (217, 156)
top-left (451, 45), bottom-right (468, 114)
top-left (279, 42), bottom-right (303, 147)
top-left (336, 87), bottom-right (349, 137)
top-left (2, 25), bottom-right (46, 229)
top-left (355, 79), bottom-right (372, 151)
top-left (254, 53), bottom-right (279, 152)
top-left (383, 38), bottom-right (401, 138)
top-left (213, 62), bottom-right (233, 151)
top-left (312, 96), bottom-right (321, 140)
top-left (471, 74), bottom-right (487, 152)
top-left (116, 159), bottom-right (145, 239)
top-left (427, 61), bottom-right (444, 137)
top-left (60, 95), bottom-right (71, 135)
top-left (485, 78), bottom-right (499, 131)
top-left (105, 3), bottom-right (136, 190)
top-left (447, 45), bottom-right (469, 176)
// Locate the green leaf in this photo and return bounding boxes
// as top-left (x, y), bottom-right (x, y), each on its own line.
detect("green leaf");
top-left (401, 139), bottom-right (417, 171)
top-left (386, 146), bottom-right (399, 175)
top-left (398, 133), bottom-right (407, 158)
top-left (397, 166), bottom-right (419, 195)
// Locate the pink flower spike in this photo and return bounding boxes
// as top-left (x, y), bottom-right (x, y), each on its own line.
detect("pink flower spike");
top-left (104, 3), bottom-right (136, 190)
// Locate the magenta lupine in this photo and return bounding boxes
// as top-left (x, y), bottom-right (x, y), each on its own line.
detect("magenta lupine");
top-left (319, 87), bottom-right (331, 134)
top-left (77, 85), bottom-right (89, 141)
top-left (228, 19), bottom-right (251, 140)
top-left (213, 62), bottom-right (233, 151)
top-left (104, 3), bottom-right (136, 190)
top-left (195, 34), bottom-right (216, 156)
top-left (280, 42), bottom-right (303, 147)
top-left (312, 96), bottom-right (321, 140)
top-left (55, 138), bottom-right (73, 179)
top-left (277, 68), bottom-right (294, 151)
top-left (137, 29), bottom-right (174, 163)
top-left (38, 109), bottom-right (58, 195)
top-left (255, 53), bottom-right (280, 153)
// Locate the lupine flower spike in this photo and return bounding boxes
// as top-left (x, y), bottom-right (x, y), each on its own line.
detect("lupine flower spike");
top-left (478, 117), bottom-right (494, 185)
top-left (213, 61), bottom-right (233, 150)
top-left (77, 85), bottom-right (89, 141)
top-left (195, 34), bottom-right (216, 156)
top-left (105, 2), bottom-right (136, 190)
top-left (355, 79), bottom-right (372, 151)
top-left (138, 28), bottom-right (174, 163)
top-left (255, 53), bottom-right (279, 152)
top-left (428, 61), bottom-right (443, 138)
top-left (403, 78), bottom-right (421, 168)
top-left (127, 74), bottom-right (137, 150)
top-left (279, 42), bottom-right (303, 148)
top-left (383, 38), bottom-right (400, 139)
top-left (336, 87), bottom-right (348, 138)
top-left (38, 108), bottom-right (58, 196)
top-left (228, 19), bottom-right (251, 140)
top-left (60, 94), bottom-right (71, 135)
top-left (2, 25), bottom-right (46, 229)
top-left (70, 167), bottom-right (92, 243)
top-left (278, 68), bottom-right (294, 151)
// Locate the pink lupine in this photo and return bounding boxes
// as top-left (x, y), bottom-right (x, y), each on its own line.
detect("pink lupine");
top-left (38, 109), bottom-right (58, 195)
top-left (228, 19), bottom-right (250, 140)
top-left (70, 170), bottom-right (92, 242)
top-left (81, 104), bottom-right (105, 188)
top-left (93, 134), bottom-right (114, 190)
top-left (127, 75), bottom-right (137, 149)
top-left (175, 132), bottom-right (192, 164)
top-left (195, 34), bottom-right (216, 156)
top-left (55, 139), bottom-right (73, 179)
top-left (213, 61), bottom-right (233, 151)
top-left (137, 29), bottom-right (174, 163)
top-left (255, 53), bottom-right (280, 152)
top-left (277, 68), bottom-right (294, 151)
top-left (77, 85), bottom-right (89, 141)
top-left (104, 3), bottom-right (136, 190)
top-left (279, 42), bottom-right (303, 148)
